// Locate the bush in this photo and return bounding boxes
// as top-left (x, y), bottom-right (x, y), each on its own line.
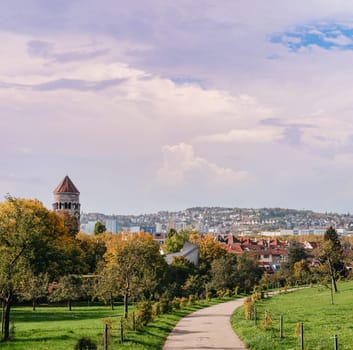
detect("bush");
top-left (171, 297), bottom-right (181, 310)
top-left (180, 297), bottom-right (188, 307)
top-left (152, 302), bottom-right (161, 318)
top-left (135, 301), bottom-right (153, 326)
top-left (74, 337), bottom-right (97, 350)
top-left (188, 294), bottom-right (196, 305)
top-left (243, 296), bottom-right (254, 320)
top-left (159, 297), bottom-right (172, 314)
top-left (216, 290), bottom-right (225, 298)
top-left (261, 310), bottom-right (273, 330)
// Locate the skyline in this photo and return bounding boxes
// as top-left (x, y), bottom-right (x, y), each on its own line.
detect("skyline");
top-left (2, 1), bottom-right (353, 214)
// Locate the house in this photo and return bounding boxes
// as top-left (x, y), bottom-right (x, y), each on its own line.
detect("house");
top-left (164, 242), bottom-right (199, 266)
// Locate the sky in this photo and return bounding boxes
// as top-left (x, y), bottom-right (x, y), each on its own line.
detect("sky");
top-left (2, 1), bottom-right (353, 214)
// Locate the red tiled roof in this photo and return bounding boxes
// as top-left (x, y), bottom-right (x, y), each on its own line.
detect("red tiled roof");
top-left (227, 243), bottom-right (244, 254)
top-left (53, 176), bottom-right (80, 193)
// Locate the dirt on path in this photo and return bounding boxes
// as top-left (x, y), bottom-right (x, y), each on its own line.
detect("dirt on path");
top-left (163, 298), bottom-right (248, 350)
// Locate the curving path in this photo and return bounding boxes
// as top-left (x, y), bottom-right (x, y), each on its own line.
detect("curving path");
top-left (163, 298), bottom-right (248, 350)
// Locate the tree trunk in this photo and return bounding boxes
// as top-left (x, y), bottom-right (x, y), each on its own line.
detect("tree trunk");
top-left (123, 293), bottom-right (128, 319)
top-left (328, 258), bottom-right (338, 293)
top-left (110, 292), bottom-right (114, 311)
top-left (3, 298), bottom-right (12, 341)
top-left (32, 298), bottom-right (36, 311)
top-left (1, 300), bottom-right (5, 335)
top-left (68, 299), bottom-right (72, 311)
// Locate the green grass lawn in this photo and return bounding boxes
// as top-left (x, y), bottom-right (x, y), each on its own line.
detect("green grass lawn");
top-left (1, 298), bottom-right (233, 350)
top-left (232, 282), bottom-right (353, 350)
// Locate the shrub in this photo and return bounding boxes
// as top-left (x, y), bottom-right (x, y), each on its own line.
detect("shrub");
top-left (171, 297), bottom-right (181, 310)
top-left (216, 290), bottom-right (225, 298)
top-left (188, 294), bottom-right (196, 305)
top-left (205, 291), bottom-right (212, 301)
top-left (152, 302), bottom-right (161, 318)
top-left (243, 296), bottom-right (254, 320)
top-left (74, 337), bottom-right (97, 350)
top-left (135, 301), bottom-right (153, 326)
top-left (159, 297), bottom-right (172, 314)
top-left (261, 310), bottom-right (273, 330)
top-left (180, 297), bottom-right (188, 307)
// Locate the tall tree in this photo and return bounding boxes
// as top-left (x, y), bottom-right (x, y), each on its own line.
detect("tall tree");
top-left (0, 196), bottom-right (75, 340)
top-left (318, 226), bottom-right (344, 293)
top-left (102, 232), bottom-right (167, 318)
top-left (210, 254), bottom-right (238, 292)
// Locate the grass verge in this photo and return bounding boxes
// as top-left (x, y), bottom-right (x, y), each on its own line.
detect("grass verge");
top-left (231, 282), bottom-right (353, 350)
top-left (1, 297), bottom-right (235, 349)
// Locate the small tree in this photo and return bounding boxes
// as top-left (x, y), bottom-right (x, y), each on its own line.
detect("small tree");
top-left (49, 275), bottom-right (82, 311)
top-left (94, 221), bottom-right (107, 235)
top-left (18, 271), bottom-right (49, 311)
top-left (318, 227), bottom-right (344, 293)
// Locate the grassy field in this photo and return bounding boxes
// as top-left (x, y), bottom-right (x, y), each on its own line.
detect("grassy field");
top-left (232, 282), bottom-right (353, 350)
top-left (1, 298), bottom-right (232, 350)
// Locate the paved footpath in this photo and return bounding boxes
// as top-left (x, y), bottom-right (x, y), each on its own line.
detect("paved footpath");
top-left (163, 298), bottom-right (248, 350)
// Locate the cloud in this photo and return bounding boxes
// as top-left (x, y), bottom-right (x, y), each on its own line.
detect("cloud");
top-left (157, 143), bottom-right (249, 186)
top-left (195, 128), bottom-right (281, 144)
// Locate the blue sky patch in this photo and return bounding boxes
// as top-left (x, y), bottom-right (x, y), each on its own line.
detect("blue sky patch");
top-left (271, 22), bottom-right (353, 51)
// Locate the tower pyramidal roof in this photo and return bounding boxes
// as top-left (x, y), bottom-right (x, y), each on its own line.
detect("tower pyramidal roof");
top-left (53, 175), bottom-right (80, 194)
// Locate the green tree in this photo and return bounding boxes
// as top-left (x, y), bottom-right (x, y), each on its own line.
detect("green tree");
top-left (0, 196), bottom-right (78, 340)
top-left (102, 232), bottom-right (167, 318)
top-left (209, 254), bottom-right (238, 291)
top-left (94, 221), bottom-right (106, 235)
top-left (18, 271), bottom-right (49, 311)
top-left (318, 226), bottom-right (344, 293)
top-left (285, 240), bottom-right (307, 271)
top-left (234, 254), bottom-right (263, 293)
top-left (167, 256), bottom-right (197, 297)
top-left (165, 229), bottom-right (188, 253)
top-left (49, 275), bottom-right (82, 311)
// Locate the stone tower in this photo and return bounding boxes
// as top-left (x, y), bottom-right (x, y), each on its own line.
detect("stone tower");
top-left (52, 175), bottom-right (80, 221)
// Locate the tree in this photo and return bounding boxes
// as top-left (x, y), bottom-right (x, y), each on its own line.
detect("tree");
top-left (165, 229), bottom-right (188, 253)
top-left (318, 227), bottom-right (344, 293)
top-left (49, 275), bottom-right (82, 311)
top-left (94, 221), bottom-right (106, 235)
top-left (167, 256), bottom-right (197, 297)
top-left (234, 254), bottom-right (263, 293)
top-left (285, 240), bottom-right (307, 271)
top-left (102, 232), bottom-right (167, 318)
top-left (18, 271), bottom-right (49, 311)
top-left (190, 234), bottom-right (227, 275)
top-left (0, 196), bottom-right (78, 340)
top-left (209, 254), bottom-right (238, 292)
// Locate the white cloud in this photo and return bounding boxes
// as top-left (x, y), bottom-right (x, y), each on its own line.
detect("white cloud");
top-left (195, 128), bottom-right (282, 144)
top-left (157, 143), bottom-right (249, 186)
top-left (324, 35), bottom-right (353, 46)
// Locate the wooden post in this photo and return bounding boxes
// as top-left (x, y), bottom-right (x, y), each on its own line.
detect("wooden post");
top-left (104, 323), bottom-right (108, 350)
top-left (132, 311), bottom-right (136, 331)
top-left (333, 335), bottom-right (338, 350)
top-left (279, 314), bottom-right (283, 339)
top-left (300, 322), bottom-right (304, 350)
